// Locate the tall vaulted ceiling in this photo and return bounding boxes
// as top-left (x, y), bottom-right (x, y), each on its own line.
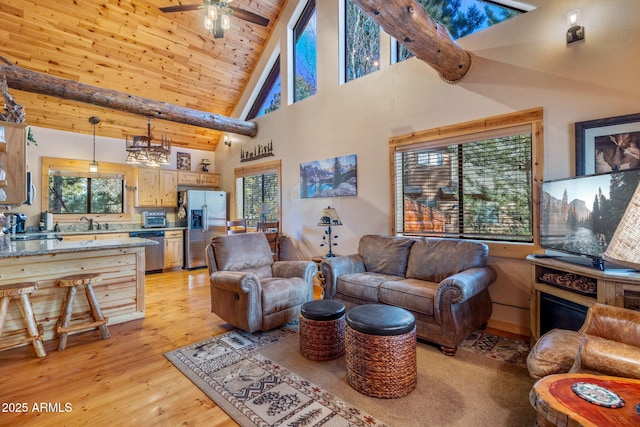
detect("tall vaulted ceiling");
top-left (0, 1), bottom-right (285, 151)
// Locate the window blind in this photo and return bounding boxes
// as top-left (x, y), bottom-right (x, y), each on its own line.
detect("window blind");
top-left (394, 125), bottom-right (533, 242)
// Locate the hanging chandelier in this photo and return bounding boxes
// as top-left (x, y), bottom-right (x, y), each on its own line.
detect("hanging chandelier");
top-left (203, 1), bottom-right (233, 38)
top-left (125, 118), bottom-right (171, 166)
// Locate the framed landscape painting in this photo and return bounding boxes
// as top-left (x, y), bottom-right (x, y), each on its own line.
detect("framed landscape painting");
top-left (575, 113), bottom-right (640, 175)
top-left (300, 154), bottom-right (357, 198)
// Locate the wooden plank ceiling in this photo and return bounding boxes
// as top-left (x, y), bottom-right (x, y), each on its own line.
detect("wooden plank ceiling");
top-left (0, 0), bottom-right (285, 151)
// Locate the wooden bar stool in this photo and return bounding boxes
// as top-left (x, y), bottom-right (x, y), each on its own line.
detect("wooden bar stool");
top-left (56, 273), bottom-right (110, 351)
top-left (0, 282), bottom-right (46, 358)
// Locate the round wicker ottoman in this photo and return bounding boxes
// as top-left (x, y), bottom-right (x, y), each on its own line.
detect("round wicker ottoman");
top-left (299, 300), bottom-right (346, 361)
top-left (345, 304), bottom-right (417, 398)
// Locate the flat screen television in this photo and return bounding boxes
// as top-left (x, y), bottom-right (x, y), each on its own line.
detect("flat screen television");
top-left (540, 168), bottom-right (640, 270)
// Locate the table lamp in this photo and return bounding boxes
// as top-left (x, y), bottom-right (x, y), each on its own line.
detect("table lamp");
top-left (318, 206), bottom-right (342, 257)
top-left (602, 182), bottom-right (640, 270)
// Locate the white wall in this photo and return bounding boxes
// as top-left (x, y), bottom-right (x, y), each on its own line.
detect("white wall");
top-left (214, 0), bottom-right (640, 334)
top-left (20, 126), bottom-right (215, 226)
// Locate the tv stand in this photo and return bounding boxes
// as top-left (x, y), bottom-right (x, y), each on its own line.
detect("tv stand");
top-left (527, 255), bottom-right (640, 343)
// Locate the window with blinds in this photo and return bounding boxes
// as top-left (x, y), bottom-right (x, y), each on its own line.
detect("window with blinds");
top-left (393, 124), bottom-right (534, 243)
top-left (234, 160), bottom-right (281, 228)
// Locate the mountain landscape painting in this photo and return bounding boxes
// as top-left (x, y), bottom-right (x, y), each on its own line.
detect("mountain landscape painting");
top-left (300, 154), bottom-right (357, 198)
top-left (540, 170), bottom-right (640, 258)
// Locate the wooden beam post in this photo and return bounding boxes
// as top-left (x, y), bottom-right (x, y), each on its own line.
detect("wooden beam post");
top-left (0, 60), bottom-right (258, 138)
top-left (351, 0), bottom-right (472, 83)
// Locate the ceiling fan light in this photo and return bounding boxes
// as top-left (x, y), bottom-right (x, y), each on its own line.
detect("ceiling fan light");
top-left (208, 5), bottom-right (218, 21)
top-left (204, 16), bottom-right (213, 31)
top-left (221, 14), bottom-right (231, 30)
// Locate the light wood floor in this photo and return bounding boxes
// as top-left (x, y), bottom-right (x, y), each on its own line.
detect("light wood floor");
top-left (0, 269), bottom-right (240, 426)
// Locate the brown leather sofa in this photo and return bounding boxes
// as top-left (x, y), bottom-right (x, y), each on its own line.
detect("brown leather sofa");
top-left (527, 303), bottom-right (640, 379)
top-left (320, 235), bottom-right (496, 355)
top-left (206, 233), bottom-right (317, 333)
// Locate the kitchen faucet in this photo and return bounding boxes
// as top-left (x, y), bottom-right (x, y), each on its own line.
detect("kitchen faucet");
top-left (79, 216), bottom-right (94, 231)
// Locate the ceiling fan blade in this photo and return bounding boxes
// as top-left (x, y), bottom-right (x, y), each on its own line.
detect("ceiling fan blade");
top-left (229, 6), bottom-right (270, 27)
top-left (160, 4), bottom-right (204, 13)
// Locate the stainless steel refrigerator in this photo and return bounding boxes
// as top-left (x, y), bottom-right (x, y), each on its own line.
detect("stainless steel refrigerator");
top-left (184, 190), bottom-right (227, 269)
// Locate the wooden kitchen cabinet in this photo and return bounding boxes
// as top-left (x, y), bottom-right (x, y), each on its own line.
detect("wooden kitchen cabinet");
top-left (0, 121), bottom-right (26, 205)
top-left (134, 168), bottom-right (178, 207)
top-left (164, 230), bottom-right (183, 269)
top-left (177, 171), bottom-right (220, 187)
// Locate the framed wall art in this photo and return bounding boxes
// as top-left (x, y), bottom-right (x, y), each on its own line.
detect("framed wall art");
top-left (176, 152), bottom-right (191, 170)
top-left (575, 112), bottom-right (640, 175)
top-left (300, 154), bottom-right (357, 198)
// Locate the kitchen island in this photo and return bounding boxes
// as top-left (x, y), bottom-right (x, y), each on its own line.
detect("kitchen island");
top-left (0, 237), bottom-right (155, 350)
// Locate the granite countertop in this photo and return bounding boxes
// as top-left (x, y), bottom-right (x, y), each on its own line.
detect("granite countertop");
top-left (0, 237), bottom-right (158, 259)
top-left (11, 226), bottom-right (186, 240)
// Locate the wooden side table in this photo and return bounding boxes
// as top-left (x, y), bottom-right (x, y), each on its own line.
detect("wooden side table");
top-left (530, 373), bottom-right (640, 426)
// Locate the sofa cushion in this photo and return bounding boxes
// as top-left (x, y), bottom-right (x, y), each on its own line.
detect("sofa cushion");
top-left (406, 237), bottom-right (488, 283)
top-left (379, 278), bottom-right (436, 317)
top-left (358, 235), bottom-right (415, 277)
top-left (260, 277), bottom-right (308, 315)
top-left (337, 272), bottom-right (404, 302)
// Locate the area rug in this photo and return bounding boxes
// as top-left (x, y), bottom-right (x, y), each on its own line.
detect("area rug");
top-left (165, 324), bottom-right (536, 426)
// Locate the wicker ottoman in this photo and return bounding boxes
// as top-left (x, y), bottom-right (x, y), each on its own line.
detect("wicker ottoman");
top-left (345, 304), bottom-right (417, 398)
top-left (299, 300), bottom-right (346, 361)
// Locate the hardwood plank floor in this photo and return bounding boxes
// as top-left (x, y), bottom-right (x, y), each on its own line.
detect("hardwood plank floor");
top-left (0, 269), bottom-right (240, 426)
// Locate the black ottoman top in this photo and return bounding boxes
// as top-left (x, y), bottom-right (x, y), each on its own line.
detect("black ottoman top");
top-left (301, 300), bottom-right (346, 321)
top-left (346, 304), bottom-right (415, 336)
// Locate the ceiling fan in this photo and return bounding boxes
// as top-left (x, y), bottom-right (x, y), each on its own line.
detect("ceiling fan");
top-left (160, 1), bottom-right (270, 39)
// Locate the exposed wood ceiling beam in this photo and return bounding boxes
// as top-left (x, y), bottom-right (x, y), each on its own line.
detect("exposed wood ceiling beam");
top-left (351, 0), bottom-right (472, 83)
top-left (0, 58), bottom-right (258, 138)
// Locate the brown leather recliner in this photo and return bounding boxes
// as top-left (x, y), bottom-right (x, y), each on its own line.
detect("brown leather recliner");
top-left (205, 232), bottom-right (317, 333)
top-left (527, 303), bottom-right (640, 379)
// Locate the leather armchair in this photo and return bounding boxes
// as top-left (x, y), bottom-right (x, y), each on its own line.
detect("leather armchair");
top-left (527, 303), bottom-right (640, 379)
top-left (206, 233), bottom-right (316, 333)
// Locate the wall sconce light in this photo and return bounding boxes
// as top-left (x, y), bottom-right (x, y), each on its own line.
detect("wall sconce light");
top-left (566, 9), bottom-right (584, 44)
top-left (223, 136), bottom-right (231, 147)
top-left (88, 116), bottom-right (100, 173)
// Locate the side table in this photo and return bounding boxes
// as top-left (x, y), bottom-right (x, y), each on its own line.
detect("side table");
top-left (530, 373), bottom-right (640, 426)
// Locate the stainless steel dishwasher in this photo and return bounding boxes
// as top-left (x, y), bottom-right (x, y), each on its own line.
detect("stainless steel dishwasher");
top-left (129, 230), bottom-right (165, 273)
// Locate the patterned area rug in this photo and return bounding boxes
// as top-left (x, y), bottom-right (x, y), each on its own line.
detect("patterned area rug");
top-left (165, 324), bottom-right (531, 427)
top-left (460, 329), bottom-right (530, 367)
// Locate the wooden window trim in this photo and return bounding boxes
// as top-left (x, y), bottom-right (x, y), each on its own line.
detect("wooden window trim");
top-left (233, 159), bottom-right (282, 225)
top-left (42, 157), bottom-right (134, 223)
top-left (389, 108), bottom-right (544, 259)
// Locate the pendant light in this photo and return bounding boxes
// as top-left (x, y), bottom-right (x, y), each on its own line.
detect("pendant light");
top-left (89, 116), bottom-right (100, 173)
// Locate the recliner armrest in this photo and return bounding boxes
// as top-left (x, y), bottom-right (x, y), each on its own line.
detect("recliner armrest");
top-left (272, 261), bottom-right (317, 283)
top-left (569, 336), bottom-right (640, 379)
top-left (320, 254), bottom-right (365, 298)
top-left (210, 271), bottom-right (261, 294)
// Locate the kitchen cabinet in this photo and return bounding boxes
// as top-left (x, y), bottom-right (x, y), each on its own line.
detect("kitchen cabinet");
top-left (164, 230), bottom-right (183, 269)
top-left (0, 121), bottom-right (26, 205)
top-left (177, 171), bottom-right (220, 188)
top-left (134, 168), bottom-right (178, 207)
